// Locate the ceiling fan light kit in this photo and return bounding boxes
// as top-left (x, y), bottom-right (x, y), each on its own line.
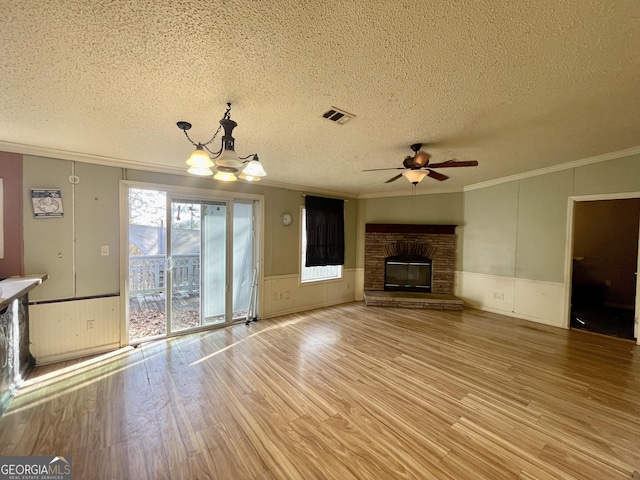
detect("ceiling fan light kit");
top-left (402, 170), bottom-right (428, 185)
top-left (363, 142), bottom-right (478, 187)
top-left (177, 103), bottom-right (267, 182)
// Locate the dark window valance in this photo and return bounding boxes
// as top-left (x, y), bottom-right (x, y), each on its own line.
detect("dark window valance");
top-left (305, 195), bottom-right (344, 267)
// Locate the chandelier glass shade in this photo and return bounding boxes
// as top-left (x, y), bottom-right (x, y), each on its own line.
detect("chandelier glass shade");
top-left (185, 145), bottom-right (214, 176)
top-left (215, 147), bottom-right (243, 169)
top-left (241, 158), bottom-right (267, 177)
top-left (213, 170), bottom-right (238, 182)
top-left (177, 103), bottom-right (266, 182)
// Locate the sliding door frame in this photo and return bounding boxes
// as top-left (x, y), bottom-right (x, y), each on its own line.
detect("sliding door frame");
top-left (119, 180), bottom-right (264, 346)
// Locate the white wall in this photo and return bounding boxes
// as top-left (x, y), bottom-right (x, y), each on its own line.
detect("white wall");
top-left (29, 296), bottom-right (121, 364)
top-left (262, 269), bottom-right (356, 318)
top-left (455, 271), bottom-right (565, 327)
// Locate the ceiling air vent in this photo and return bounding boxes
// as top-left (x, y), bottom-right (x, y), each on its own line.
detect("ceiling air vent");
top-left (322, 107), bottom-right (355, 125)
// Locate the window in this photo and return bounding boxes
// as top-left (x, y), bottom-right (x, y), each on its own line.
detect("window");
top-left (301, 208), bottom-right (342, 283)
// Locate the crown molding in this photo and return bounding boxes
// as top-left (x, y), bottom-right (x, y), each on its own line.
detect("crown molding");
top-left (4, 140), bottom-right (638, 199)
top-left (0, 140), bottom-right (360, 198)
top-left (356, 185), bottom-right (464, 199)
top-left (0, 140), bottom-right (187, 175)
top-left (464, 146), bottom-right (640, 192)
top-left (256, 178), bottom-right (359, 199)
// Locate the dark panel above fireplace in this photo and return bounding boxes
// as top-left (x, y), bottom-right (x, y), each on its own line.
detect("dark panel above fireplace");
top-left (366, 224), bottom-right (457, 235)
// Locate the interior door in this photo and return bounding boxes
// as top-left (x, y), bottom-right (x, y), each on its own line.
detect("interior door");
top-left (635, 218), bottom-right (640, 343)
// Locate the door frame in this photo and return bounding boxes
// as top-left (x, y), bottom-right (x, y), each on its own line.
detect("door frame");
top-left (562, 191), bottom-right (640, 344)
top-left (119, 180), bottom-right (264, 346)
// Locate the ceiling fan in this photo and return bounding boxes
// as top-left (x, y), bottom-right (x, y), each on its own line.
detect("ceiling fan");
top-left (363, 143), bottom-right (479, 185)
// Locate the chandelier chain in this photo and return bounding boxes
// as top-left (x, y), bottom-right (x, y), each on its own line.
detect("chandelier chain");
top-left (181, 102), bottom-right (233, 148)
top-left (202, 102), bottom-right (232, 146)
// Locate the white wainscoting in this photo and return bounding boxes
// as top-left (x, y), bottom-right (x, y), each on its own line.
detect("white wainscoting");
top-left (29, 296), bottom-right (121, 365)
top-left (262, 269), bottom-right (357, 319)
top-left (355, 267), bottom-right (365, 301)
top-left (455, 271), bottom-right (567, 328)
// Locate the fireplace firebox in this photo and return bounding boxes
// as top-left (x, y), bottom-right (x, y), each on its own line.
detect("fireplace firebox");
top-left (384, 254), bottom-right (432, 292)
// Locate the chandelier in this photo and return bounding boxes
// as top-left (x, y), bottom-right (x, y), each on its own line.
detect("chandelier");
top-left (176, 103), bottom-right (266, 182)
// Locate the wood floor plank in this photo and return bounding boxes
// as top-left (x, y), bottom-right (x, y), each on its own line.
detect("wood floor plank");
top-left (1, 302), bottom-right (639, 479)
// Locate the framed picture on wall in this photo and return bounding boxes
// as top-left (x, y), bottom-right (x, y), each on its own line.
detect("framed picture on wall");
top-left (31, 188), bottom-right (64, 218)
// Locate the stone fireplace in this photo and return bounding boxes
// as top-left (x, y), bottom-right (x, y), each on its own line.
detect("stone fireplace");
top-left (364, 224), bottom-right (462, 309)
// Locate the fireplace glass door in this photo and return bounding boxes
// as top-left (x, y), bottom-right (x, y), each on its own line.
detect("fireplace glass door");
top-left (384, 254), bottom-right (432, 292)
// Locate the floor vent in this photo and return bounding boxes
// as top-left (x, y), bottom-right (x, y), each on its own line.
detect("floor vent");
top-left (322, 107), bottom-right (355, 124)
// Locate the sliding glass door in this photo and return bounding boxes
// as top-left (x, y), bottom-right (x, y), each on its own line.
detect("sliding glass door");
top-left (168, 199), bottom-right (228, 333)
top-left (232, 202), bottom-right (256, 321)
top-left (127, 186), bottom-right (258, 343)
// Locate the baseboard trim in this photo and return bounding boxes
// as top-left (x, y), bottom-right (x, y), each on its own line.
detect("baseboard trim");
top-left (261, 299), bottom-right (356, 320)
top-left (34, 342), bottom-right (121, 366)
top-left (464, 303), bottom-right (567, 329)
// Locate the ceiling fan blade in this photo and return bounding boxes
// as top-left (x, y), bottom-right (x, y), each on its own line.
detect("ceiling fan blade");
top-left (413, 151), bottom-right (431, 167)
top-left (428, 159), bottom-right (479, 168)
top-left (362, 167), bottom-right (405, 172)
top-left (427, 169), bottom-right (449, 181)
top-left (384, 173), bottom-right (404, 183)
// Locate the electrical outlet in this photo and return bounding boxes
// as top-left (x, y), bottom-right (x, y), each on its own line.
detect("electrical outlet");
top-left (493, 292), bottom-right (505, 300)
top-left (272, 292), bottom-right (278, 301)
top-left (87, 319), bottom-right (95, 331)
top-left (284, 291), bottom-right (290, 299)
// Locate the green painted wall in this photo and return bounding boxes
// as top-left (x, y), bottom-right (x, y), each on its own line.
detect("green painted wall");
top-left (462, 182), bottom-right (519, 276)
top-left (461, 154), bottom-right (640, 283)
top-left (574, 154), bottom-right (640, 196)
top-left (263, 187), bottom-right (358, 275)
top-left (23, 156), bottom-right (76, 300)
top-left (358, 192), bottom-right (465, 269)
top-left (23, 156), bottom-right (122, 300)
top-left (74, 163), bottom-right (122, 296)
top-left (515, 170), bottom-right (573, 282)
top-left (18, 151), bottom-right (640, 300)
top-left (263, 187), bottom-right (305, 276)
top-left (20, 157), bottom-right (358, 300)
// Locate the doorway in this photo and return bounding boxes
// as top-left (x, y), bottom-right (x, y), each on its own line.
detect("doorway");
top-left (569, 197), bottom-right (640, 340)
top-left (125, 186), bottom-right (260, 343)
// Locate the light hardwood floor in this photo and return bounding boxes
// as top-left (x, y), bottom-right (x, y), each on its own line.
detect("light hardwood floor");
top-left (1, 302), bottom-right (639, 479)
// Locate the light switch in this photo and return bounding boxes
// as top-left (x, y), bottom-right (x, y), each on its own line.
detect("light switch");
top-left (101, 245), bottom-right (109, 256)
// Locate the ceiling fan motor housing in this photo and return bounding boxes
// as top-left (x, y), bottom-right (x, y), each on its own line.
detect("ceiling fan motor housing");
top-left (403, 156), bottom-right (416, 168)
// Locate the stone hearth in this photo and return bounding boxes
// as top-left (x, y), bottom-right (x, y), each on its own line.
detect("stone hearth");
top-left (363, 291), bottom-right (463, 310)
top-left (364, 224), bottom-right (462, 310)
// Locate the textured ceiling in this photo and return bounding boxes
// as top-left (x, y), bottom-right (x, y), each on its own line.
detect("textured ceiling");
top-left (1, 0), bottom-right (639, 196)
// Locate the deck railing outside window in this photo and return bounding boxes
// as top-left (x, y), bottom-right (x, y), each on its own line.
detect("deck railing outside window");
top-left (129, 254), bottom-right (200, 294)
